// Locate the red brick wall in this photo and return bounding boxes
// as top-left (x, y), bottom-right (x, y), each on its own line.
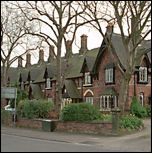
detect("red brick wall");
top-left (55, 121), bottom-right (112, 134)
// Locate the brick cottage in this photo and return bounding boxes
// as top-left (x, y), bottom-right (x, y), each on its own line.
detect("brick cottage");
top-left (4, 26), bottom-right (151, 114)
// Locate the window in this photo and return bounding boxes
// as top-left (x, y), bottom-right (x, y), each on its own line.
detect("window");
top-left (46, 78), bottom-right (51, 88)
top-left (100, 95), bottom-right (118, 110)
top-left (84, 72), bottom-right (91, 85)
top-left (139, 67), bottom-right (147, 82)
top-left (86, 97), bottom-right (94, 104)
top-left (105, 68), bottom-right (113, 83)
top-left (139, 93), bottom-right (144, 106)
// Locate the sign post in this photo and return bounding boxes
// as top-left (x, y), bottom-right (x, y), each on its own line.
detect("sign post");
top-left (1, 87), bottom-right (17, 126)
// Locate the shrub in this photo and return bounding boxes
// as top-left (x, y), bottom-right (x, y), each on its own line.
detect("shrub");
top-left (100, 114), bottom-right (112, 121)
top-left (60, 102), bottom-right (101, 121)
top-left (119, 114), bottom-right (143, 130)
top-left (1, 110), bottom-right (11, 123)
top-left (17, 99), bottom-right (54, 119)
top-left (145, 104), bottom-right (151, 117)
top-left (130, 96), bottom-right (147, 118)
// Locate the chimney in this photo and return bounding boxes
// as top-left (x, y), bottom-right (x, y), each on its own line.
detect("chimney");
top-left (38, 49), bottom-right (44, 64)
top-left (106, 24), bottom-right (114, 34)
top-left (79, 34), bottom-right (88, 55)
top-left (25, 53), bottom-right (31, 68)
top-left (18, 56), bottom-right (23, 68)
top-left (65, 40), bottom-right (72, 58)
top-left (48, 45), bottom-right (55, 62)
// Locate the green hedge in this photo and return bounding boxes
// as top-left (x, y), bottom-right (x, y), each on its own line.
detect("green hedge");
top-left (60, 102), bottom-right (101, 121)
top-left (145, 104), bottom-right (151, 117)
top-left (119, 114), bottom-right (143, 130)
top-left (17, 99), bottom-right (54, 119)
top-left (130, 96), bottom-right (147, 118)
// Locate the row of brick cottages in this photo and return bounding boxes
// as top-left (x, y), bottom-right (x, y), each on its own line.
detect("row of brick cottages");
top-left (6, 31), bottom-right (151, 113)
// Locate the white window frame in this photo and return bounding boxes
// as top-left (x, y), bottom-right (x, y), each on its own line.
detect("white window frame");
top-left (86, 97), bottom-right (94, 104)
top-left (139, 67), bottom-right (147, 82)
top-left (100, 95), bottom-right (118, 111)
top-left (46, 78), bottom-right (51, 89)
top-left (139, 93), bottom-right (144, 106)
top-left (84, 72), bottom-right (91, 85)
top-left (105, 68), bottom-right (113, 83)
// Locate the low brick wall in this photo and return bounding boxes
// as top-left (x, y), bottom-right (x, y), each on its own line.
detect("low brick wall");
top-left (2, 117), bottom-right (113, 135)
top-left (2, 118), bottom-right (42, 130)
top-left (54, 121), bottom-right (112, 135)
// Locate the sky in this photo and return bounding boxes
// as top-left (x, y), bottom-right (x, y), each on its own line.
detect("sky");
top-left (8, 1), bottom-right (151, 68)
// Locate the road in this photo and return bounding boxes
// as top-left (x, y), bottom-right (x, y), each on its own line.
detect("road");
top-left (1, 133), bottom-right (122, 152)
top-left (1, 119), bottom-right (151, 152)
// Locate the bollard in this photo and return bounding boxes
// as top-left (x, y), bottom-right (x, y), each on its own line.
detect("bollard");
top-left (112, 108), bottom-right (120, 135)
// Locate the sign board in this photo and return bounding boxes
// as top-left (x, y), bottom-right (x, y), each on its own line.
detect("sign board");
top-left (1, 87), bottom-right (17, 99)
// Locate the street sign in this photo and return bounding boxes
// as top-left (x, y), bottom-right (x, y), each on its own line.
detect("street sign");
top-left (1, 87), bottom-right (17, 99)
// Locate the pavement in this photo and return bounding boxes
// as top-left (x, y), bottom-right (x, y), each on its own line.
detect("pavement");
top-left (1, 119), bottom-right (151, 152)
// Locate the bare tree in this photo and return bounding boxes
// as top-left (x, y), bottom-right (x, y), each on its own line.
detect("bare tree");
top-left (1, 2), bottom-right (42, 87)
top-left (82, 1), bottom-right (151, 116)
top-left (16, 1), bottom-right (91, 113)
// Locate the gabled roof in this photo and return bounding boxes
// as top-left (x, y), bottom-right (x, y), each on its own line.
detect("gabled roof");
top-left (93, 32), bottom-right (151, 74)
top-left (30, 84), bottom-right (44, 99)
top-left (64, 79), bottom-right (82, 99)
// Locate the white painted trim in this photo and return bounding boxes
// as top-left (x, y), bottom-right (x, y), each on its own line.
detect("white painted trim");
top-left (83, 89), bottom-right (94, 96)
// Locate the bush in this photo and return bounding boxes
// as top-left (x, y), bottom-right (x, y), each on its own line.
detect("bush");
top-left (17, 99), bottom-right (54, 119)
top-left (145, 104), bottom-right (151, 117)
top-left (100, 114), bottom-right (112, 121)
top-left (130, 96), bottom-right (147, 118)
top-left (60, 102), bottom-right (101, 121)
top-left (119, 114), bottom-right (143, 130)
top-left (1, 110), bottom-right (11, 123)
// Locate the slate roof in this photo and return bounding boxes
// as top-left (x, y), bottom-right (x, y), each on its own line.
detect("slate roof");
top-left (100, 87), bottom-right (118, 96)
top-left (93, 32), bottom-right (151, 73)
top-left (64, 79), bottom-right (82, 99)
top-left (30, 84), bottom-right (44, 99)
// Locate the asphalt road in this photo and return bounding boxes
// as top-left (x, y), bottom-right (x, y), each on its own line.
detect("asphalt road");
top-left (1, 133), bottom-right (122, 152)
top-left (1, 119), bottom-right (151, 152)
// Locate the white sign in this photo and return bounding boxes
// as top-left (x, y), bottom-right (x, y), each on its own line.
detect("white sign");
top-left (1, 87), bottom-right (17, 99)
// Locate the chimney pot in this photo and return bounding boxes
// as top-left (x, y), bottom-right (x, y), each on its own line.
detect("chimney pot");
top-left (48, 45), bottom-right (55, 62)
top-left (65, 40), bottom-right (72, 58)
top-left (106, 24), bottom-right (114, 34)
top-left (38, 49), bottom-right (44, 64)
top-left (79, 34), bottom-right (88, 55)
top-left (18, 56), bottom-right (23, 68)
top-left (25, 53), bottom-right (31, 68)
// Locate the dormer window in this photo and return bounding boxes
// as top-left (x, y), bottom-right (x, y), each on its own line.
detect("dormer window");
top-left (105, 68), bottom-right (114, 83)
top-left (139, 67), bottom-right (147, 83)
top-left (84, 72), bottom-right (91, 85)
top-left (46, 78), bottom-right (51, 89)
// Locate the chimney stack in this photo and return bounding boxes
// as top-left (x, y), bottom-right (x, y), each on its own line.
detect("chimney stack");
top-left (79, 34), bottom-right (88, 55)
top-left (106, 24), bottom-right (114, 34)
top-left (25, 53), bottom-right (31, 68)
top-left (48, 45), bottom-right (55, 62)
top-left (38, 49), bottom-right (44, 64)
top-left (18, 56), bottom-right (23, 68)
top-left (65, 40), bottom-right (72, 58)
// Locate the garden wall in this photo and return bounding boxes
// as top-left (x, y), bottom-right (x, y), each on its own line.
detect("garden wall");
top-left (2, 118), bottom-right (112, 135)
top-left (54, 121), bottom-right (112, 135)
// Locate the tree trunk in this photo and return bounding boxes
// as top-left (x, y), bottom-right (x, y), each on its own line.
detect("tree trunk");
top-left (119, 73), bottom-right (131, 118)
top-left (55, 40), bottom-right (62, 113)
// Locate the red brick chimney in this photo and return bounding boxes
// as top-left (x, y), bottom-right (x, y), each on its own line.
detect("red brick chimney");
top-left (18, 56), bottom-right (23, 68)
top-left (106, 24), bottom-right (114, 34)
top-left (25, 53), bottom-right (31, 68)
top-left (48, 45), bottom-right (55, 62)
top-left (65, 40), bottom-right (72, 58)
top-left (38, 49), bottom-right (44, 64)
top-left (79, 34), bottom-right (88, 55)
